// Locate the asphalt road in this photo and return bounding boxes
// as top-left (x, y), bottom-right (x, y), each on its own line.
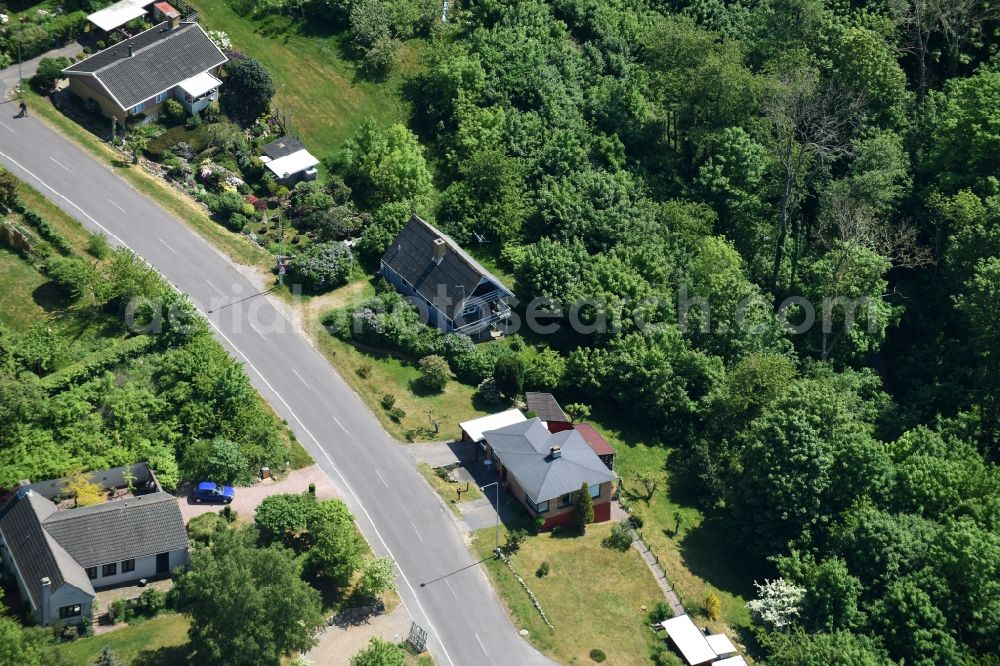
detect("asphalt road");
top-left (0, 82), bottom-right (553, 666)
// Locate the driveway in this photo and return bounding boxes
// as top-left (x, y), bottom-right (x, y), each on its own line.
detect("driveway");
top-left (308, 603), bottom-right (413, 665)
top-left (0, 68), bottom-right (554, 665)
top-left (177, 465), bottom-right (337, 523)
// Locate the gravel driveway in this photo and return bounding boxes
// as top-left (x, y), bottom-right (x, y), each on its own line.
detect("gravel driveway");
top-left (177, 465), bottom-right (338, 523)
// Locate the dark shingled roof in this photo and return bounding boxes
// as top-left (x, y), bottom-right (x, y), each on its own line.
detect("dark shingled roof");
top-left (483, 419), bottom-right (616, 503)
top-left (63, 21), bottom-right (227, 110)
top-left (0, 491), bottom-right (94, 610)
top-left (43, 492), bottom-right (188, 568)
top-left (380, 215), bottom-right (514, 322)
top-left (263, 135), bottom-right (305, 160)
top-left (525, 392), bottom-right (570, 424)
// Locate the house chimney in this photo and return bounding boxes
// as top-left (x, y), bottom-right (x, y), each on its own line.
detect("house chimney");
top-left (549, 445), bottom-right (562, 459)
top-left (432, 237), bottom-right (447, 264)
top-left (40, 577), bottom-right (52, 624)
top-left (128, 43), bottom-right (134, 57)
top-left (169, 12), bottom-right (181, 29)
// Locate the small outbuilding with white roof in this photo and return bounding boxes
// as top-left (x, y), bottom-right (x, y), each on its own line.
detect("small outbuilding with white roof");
top-left (661, 615), bottom-right (718, 666)
top-left (260, 136), bottom-right (320, 184)
top-left (706, 633), bottom-right (738, 658)
top-left (460, 408), bottom-right (526, 450)
top-left (713, 657), bottom-right (748, 666)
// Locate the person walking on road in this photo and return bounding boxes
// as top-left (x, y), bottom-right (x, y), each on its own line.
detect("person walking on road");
top-left (17, 100), bottom-right (27, 118)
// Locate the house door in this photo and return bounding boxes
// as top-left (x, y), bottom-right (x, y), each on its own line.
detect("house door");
top-left (156, 552), bottom-right (169, 574)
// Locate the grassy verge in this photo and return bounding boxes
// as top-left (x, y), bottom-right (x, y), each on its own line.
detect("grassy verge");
top-left (0, 248), bottom-right (51, 331)
top-left (56, 612), bottom-right (191, 665)
top-left (417, 463), bottom-right (482, 516)
top-left (472, 522), bottom-right (663, 665)
top-left (191, 0), bottom-right (420, 165)
top-left (22, 88), bottom-right (272, 269)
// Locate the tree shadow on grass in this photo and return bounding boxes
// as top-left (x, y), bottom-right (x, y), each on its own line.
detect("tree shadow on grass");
top-left (134, 644), bottom-right (192, 666)
top-left (31, 281), bottom-right (74, 313)
top-left (678, 516), bottom-right (770, 601)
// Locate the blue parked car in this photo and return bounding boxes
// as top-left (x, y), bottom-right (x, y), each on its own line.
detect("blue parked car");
top-left (193, 481), bottom-right (235, 504)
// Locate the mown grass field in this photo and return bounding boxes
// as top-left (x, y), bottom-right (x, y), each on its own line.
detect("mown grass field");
top-left (191, 0), bottom-right (420, 166)
top-left (587, 414), bottom-right (757, 638)
top-left (473, 522), bottom-right (663, 666)
top-left (56, 613), bottom-right (191, 665)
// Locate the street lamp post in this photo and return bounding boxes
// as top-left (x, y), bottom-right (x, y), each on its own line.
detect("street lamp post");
top-left (480, 481), bottom-right (501, 558)
top-left (16, 35), bottom-right (23, 98)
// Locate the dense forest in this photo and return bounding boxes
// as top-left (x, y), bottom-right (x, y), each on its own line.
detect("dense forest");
top-left (302, 0), bottom-right (1000, 663)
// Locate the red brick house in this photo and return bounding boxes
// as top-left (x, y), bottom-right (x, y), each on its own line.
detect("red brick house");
top-left (481, 418), bottom-right (617, 530)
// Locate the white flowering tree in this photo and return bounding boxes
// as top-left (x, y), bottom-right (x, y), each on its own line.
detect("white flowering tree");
top-left (746, 578), bottom-right (805, 631)
top-left (208, 30), bottom-right (232, 51)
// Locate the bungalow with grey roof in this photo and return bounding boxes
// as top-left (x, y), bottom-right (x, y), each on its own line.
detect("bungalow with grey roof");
top-left (62, 18), bottom-right (227, 124)
top-left (481, 418), bottom-right (617, 530)
top-left (0, 464), bottom-right (188, 626)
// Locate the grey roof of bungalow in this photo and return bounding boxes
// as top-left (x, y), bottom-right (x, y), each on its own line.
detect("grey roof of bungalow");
top-left (482, 418), bottom-right (616, 503)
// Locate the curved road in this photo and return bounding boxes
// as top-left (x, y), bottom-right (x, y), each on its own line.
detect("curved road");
top-left (1, 72), bottom-right (552, 666)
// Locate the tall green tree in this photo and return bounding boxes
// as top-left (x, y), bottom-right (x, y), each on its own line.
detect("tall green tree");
top-left (222, 57), bottom-right (276, 125)
top-left (172, 527), bottom-right (324, 666)
top-left (341, 119), bottom-right (432, 210)
top-left (574, 481), bottom-right (594, 533)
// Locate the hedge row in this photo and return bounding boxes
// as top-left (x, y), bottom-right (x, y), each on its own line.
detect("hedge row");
top-left (322, 292), bottom-right (516, 385)
top-left (40, 335), bottom-right (155, 392)
top-left (20, 209), bottom-right (72, 255)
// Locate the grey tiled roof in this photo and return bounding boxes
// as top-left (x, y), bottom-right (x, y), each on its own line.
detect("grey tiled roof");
top-left (381, 215), bottom-right (514, 322)
top-left (483, 418), bottom-right (616, 503)
top-left (63, 21), bottom-right (227, 110)
top-left (43, 492), bottom-right (189, 568)
top-left (264, 135), bottom-right (305, 160)
top-left (0, 491), bottom-right (94, 610)
top-left (525, 392), bottom-right (570, 423)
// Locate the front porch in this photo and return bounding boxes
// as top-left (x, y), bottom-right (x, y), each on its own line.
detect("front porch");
top-left (176, 71), bottom-right (221, 114)
top-left (453, 289), bottom-right (512, 336)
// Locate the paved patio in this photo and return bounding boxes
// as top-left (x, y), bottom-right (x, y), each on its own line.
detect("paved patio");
top-left (91, 578), bottom-right (174, 634)
top-left (177, 465), bottom-right (338, 523)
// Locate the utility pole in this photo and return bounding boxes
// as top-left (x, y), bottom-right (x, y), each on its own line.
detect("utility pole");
top-left (16, 34), bottom-right (23, 98)
top-left (480, 481), bottom-right (501, 557)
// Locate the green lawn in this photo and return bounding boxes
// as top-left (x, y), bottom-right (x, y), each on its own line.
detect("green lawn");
top-left (191, 0), bottom-right (420, 166)
top-left (588, 413), bottom-right (757, 636)
top-left (473, 522), bottom-right (663, 666)
top-left (0, 248), bottom-right (51, 331)
top-left (56, 613), bottom-right (191, 665)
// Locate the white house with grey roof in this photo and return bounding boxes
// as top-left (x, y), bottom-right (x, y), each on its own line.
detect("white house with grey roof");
top-left (0, 464), bottom-right (188, 626)
top-left (481, 418), bottom-right (617, 530)
top-left (62, 17), bottom-right (227, 123)
top-left (380, 214), bottom-right (515, 337)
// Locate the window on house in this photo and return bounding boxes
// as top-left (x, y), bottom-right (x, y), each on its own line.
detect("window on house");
top-left (155, 91), bottom-right (168, 103)
top-left (528, 498), bottom-right (549, 514)
top-left (102, 563), bottom-right (117, 577)
top-left (558, 492), bottom-right (574, 508)
top-left (589, 484), bottom-right (601, 498)
top-left (59, 604), bottom-right (82, 619)
top-left (85, 567), bottom-right (97, 580)
top-left (130, 101), bottom-right (145, 115)
top-left (121, 559), bottom-right (135, 573)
